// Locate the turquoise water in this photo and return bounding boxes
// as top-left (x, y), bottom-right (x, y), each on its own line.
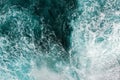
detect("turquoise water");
top-left (0, 0), bottom-right (120, 80)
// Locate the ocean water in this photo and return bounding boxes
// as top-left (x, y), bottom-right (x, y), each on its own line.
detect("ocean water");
top-left (0, 0), bottom-right (120, 80)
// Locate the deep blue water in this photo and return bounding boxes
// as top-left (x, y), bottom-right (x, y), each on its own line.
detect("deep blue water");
top-left (0, 0), bottom-right (120, 80)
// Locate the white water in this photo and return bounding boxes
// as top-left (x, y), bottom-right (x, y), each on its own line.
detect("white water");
top-left (0, 0), bottom-right (120, 80)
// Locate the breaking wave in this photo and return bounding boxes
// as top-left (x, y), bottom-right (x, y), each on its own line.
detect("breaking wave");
top-left (0, 0), bottom-right (120, 80)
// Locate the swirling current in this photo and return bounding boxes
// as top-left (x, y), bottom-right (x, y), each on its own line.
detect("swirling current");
top-left (0, 0), bottom-right (120, 80)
